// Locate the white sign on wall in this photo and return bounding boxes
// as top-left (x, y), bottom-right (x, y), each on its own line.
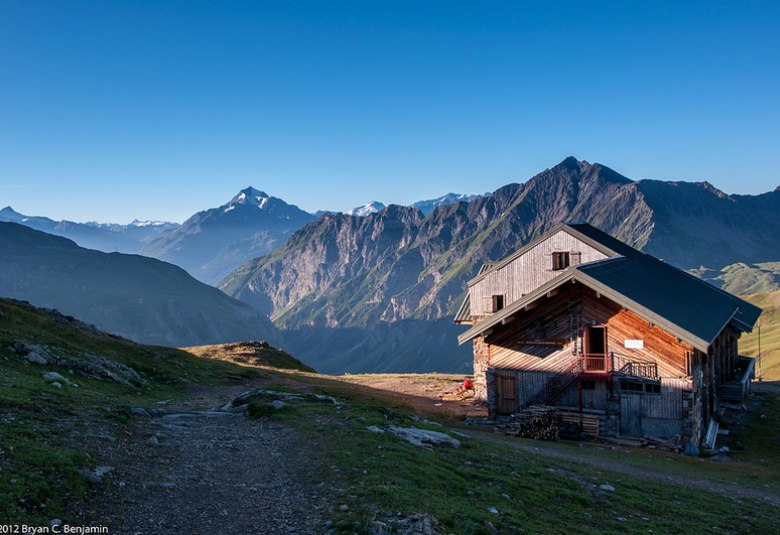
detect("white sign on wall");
top-left (625, 339), bottom-right (644, 349)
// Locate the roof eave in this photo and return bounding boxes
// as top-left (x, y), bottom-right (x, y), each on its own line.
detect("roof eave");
top-left (457, 270), bottom-right (577, 345)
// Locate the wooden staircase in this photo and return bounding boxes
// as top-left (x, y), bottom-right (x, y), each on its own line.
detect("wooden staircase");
top-left (520, 358), bottom-right (582, 411)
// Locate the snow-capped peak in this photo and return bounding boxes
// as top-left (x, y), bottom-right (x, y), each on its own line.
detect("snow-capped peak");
top-left (226, 187), bottom-right (272, 212)
top-left (346, 201), bottom-right (386, 217)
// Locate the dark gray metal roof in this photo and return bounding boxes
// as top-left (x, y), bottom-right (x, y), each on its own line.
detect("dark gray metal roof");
top-left (454, 294), bottom-right (471, 324)
top-left (457, 225), bottom-right (762, 351)
top-left (575, 254), bottom-right (762, 349)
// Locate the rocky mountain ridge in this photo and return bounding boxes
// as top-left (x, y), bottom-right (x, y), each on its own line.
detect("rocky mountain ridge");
top-left (220, 157), bottom-right (780, 373)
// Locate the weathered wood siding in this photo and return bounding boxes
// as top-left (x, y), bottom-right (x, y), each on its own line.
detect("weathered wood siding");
top-left (484, 284), bottom-right (692, 379)
top-left (488, 284), bottom-right (580, 374)
top-left (620, 378), bottom-right (686, 438)
top-left (469, 229), bottom-right (609, 316)
top-left (491, 370), bottom-right (610, 414)
top-left (580, 290), bottom-right (691, 378)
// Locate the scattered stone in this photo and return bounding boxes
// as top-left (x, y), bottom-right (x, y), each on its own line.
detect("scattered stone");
top-left (600, 484), bottom-right (616, 492)
top-left (51, 382), bottom-right (62, 389)
top-left (384, 426), bottom-right (461, 449)
top-left (80, 466), bottom-right (113, 483)
top-left (487, 507), bottom-right (499, 514)
top-left (147, 435), bottom-right (159, 445)
top-left (270, 400), bottom-right (286, 410)
top-left (50, 519), bottom-right (62, 528)
top-left (367, 426), bottom-right (385, 433)
top-left (43, 371), bottom-right (66, 382)
top-left (339, 504), bottom-right (349, 512)
top-left (131, 407), bottom-right (152, 418)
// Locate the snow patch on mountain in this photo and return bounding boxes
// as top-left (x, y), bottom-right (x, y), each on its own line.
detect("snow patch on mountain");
top-left (411, 193), bottom-right (489, 216)
top-left (346, 201), bottom-right (386, 217)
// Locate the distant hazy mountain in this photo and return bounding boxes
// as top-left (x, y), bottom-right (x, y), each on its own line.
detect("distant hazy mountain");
top-left (220, 157), bottom-right (780, 374)
top-left (410, 192), bottom-right (488, 215)
top-left (345, 201), bottom-right (386, 217)
top-left (0, 221), bottom-right (279, 348)
top-left (140, 187), bottom-right (316, 285)
top-left (0, 206), bottom-right (177, 253)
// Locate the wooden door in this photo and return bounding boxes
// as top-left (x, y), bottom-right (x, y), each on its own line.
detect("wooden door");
top-left (620, 394), bottom-right (642, 437)
top-left (496, 372), bottom-right (519, 415)
top-left (583, 326), bottom-right (607, 371)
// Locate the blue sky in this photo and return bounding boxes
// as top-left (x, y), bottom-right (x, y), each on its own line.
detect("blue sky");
top-left (1, 1), bottom-right (778, 223)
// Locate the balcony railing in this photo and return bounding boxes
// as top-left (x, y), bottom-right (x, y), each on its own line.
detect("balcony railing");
top-left (579, 352), bottom-right (612, 374)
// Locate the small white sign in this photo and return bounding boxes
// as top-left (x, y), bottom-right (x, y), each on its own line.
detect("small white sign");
top-left (625, 339), bottom-right (644, 349)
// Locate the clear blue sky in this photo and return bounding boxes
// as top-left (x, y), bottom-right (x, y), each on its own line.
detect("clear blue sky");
top-left (1, 1), bottom-right (778, 223)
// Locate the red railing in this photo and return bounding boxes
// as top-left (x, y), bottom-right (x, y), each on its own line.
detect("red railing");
top-left (579, 352), bottom-right (612, 374)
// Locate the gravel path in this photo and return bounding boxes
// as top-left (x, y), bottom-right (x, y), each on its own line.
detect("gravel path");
top-left (84, 388), bottom-right (330, 534)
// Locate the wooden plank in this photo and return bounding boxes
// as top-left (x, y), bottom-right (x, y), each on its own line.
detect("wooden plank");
top-left (514, 337), bottom-right (568, 347)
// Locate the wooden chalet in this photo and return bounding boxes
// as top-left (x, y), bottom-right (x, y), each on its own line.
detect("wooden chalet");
top-left (455, 223), bottom-right (762, 447)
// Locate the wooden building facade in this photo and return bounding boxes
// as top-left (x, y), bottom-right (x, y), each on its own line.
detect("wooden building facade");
top-left (456, 223), bottom-right (761, 447)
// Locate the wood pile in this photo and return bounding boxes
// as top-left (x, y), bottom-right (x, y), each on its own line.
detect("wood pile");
top-left (557, 411), bottom-right (602, 437)
top-left (495, 405), bottom-right (560, 441)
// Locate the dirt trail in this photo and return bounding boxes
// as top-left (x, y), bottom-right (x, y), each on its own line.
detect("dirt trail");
top-left (84, 385), bottom-right (329, 534)
top-left (461, 428), bottom-right (780, 507)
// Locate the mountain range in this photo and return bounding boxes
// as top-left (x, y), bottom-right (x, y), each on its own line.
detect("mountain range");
top-left (0, 221), bottom-right (279, 348)
top-left (3, 189), bottom-right (487, 286)
top-left (3, 157), bottom-right (779, 374)
top-left (0, 206), bottom-right (177, 254)
top-left (220, 157), bottom-right (780, 373)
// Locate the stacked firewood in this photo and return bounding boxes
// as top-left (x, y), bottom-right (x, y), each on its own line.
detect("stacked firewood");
top-left (495, 405), bottom-right (560, 441)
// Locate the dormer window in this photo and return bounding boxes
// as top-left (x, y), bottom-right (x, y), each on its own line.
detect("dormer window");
top-left (493, 295), bottom-right (504, 312)
top-left (552, 251), bottom-right (570, 271)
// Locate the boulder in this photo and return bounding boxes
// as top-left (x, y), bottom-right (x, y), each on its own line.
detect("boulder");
top-left (384, 426), bottom-right (461, 449)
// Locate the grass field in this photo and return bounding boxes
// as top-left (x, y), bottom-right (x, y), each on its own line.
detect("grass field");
top-left (252, 372), bottom-right (780, 534)
top-left (741, 290), bottom-right (780, 380)
top-left (3, 296), bottom-right (780, 533)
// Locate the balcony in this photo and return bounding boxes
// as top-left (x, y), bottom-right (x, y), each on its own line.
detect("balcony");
top-left (579, 352), bottom-right (611, 375)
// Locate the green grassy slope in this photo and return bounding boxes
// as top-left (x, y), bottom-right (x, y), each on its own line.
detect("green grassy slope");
top-left (0, 297), bottom-right (260, 525)
top-left (183, 340), bottom-right (316, 372)
top-left (691, 262), bottom-right (780, 296)
top-left (741, 290), bottom-right (780, 380)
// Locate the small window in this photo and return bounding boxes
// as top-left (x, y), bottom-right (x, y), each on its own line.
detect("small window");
top-left (621, 380), bottom-right (661, 394)
top-left (552, 252), bottom-right (570, 271)
top-left (492, 295), bottom-right (504, 312)
top-left (620, 380), bottom-right (643, 392)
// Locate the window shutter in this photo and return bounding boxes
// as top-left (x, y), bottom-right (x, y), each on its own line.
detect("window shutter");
top-left (571, 251), bottom-right (582, 265)
top-left (483, 296), bottom-right (494, 315)
top-left (544, 252), bottom-right (553, 271)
